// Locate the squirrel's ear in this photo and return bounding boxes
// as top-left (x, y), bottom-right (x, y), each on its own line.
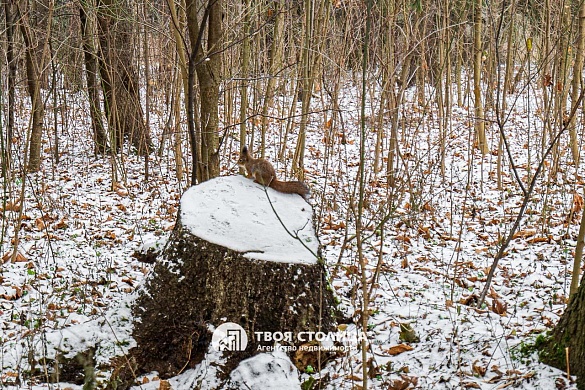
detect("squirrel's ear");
top-left (242, 145), bottom-right (248, 153)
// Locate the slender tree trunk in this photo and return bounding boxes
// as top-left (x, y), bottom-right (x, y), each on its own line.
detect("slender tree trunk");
top-left (569, 0), bottom-right (585, 167)
top-left (96, 0), bottom-right (152, 154)
top-left (187, 0), bottom-right (222, 182)
top-left (239, 0), bottom-right (251, 164)
top-left (552, 6), bottom-right (571, 176)
top-left (261, 2), bottom-right (284, 159)
top-left (173, 73), bottom-right (185, 182)
top-left (292, 0), bottom-right (315, 180)
top-left (3, 0), bottom-right (16, 174)
top-left (473, 0), bottom-right (488, 155)
top-left (80, 1), bottom-right (108, 154)
top-left (18, 0), bottom-right (49, 172)
top-left (572, 209), bottom-right (585, 296)
top-left (542, 0), bottom-right (552, 157)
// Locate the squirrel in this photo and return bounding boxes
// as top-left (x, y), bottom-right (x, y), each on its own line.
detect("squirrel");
top-left (237, 146), bottom-right (310, 198)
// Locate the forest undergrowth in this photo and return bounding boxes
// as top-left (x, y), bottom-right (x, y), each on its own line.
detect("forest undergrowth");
top-left (0, 74), bottom-right (581, 389)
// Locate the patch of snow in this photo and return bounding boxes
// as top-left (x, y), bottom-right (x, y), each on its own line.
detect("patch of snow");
top-left (181, 175), bottom-right (317, 264)
top-left (224, 350), bottom-right (301, 390)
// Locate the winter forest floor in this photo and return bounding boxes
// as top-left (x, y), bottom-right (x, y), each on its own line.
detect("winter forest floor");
top-left (0, 76), bottom-right (581, 389)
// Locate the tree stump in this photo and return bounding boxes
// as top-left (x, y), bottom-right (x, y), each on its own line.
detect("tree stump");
top-left (130, 175), bottom-right (335, 380)
top-left (540, 278), bottom-right (585, 388)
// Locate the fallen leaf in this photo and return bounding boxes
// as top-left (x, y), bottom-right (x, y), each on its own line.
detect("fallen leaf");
top-left (396, 235), bottom-right (411, 243)
top-left (35, 218), bottom-right (46, 230)
top-left (3, 199), bottom-right (21, 212)
top-left (462, 382), bottom-right (481, 389)
top-left (55, 218), bottom-right (69, 229)
top-left (2, 251), bottom-right (27, 264)
top-left (386, 344), bottom-right (414, 356)
top-left (159, 380), bottom-right (171, 390)
top-left (491, 298), bottom-right (507, 315)
top-left (513, 229), bottom-right (536, 239)
top-left (573, 193), bottom-right (583, 214)
top-left (472, 360), bottom-right (487, 377)
top-left (460, 294), bottom-right (479, 307)
top-left (113, 182), bottom-right (129, 197)
top-left (324, 118), bottom-right (333, 129)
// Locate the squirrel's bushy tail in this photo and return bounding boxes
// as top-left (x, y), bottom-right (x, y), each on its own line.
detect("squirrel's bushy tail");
top-left (270, 180), bottom-right (310, 198)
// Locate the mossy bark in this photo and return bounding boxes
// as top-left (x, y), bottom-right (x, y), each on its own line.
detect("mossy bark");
top-left (540, 276), bottom-right (585, 388)
top-left (129, 216), bottom-right (335, 379)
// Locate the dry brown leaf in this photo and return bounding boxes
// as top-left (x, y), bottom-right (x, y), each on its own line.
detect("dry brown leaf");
top-left (345, 265), bottom-right (359, 276)
top-left (455, 278), bottom-right (469, 288)
top-left (488, 287), bottom-right (500, 299)
top-left (460, 294), bottom-right (479, 307)
top-left (573, 193), bottom-right (584, 214)
top-left (1, 285), bottom-right (23, 301)
top-left (513, 229), bottom-right (536, 239)
top-left (491, 298), bottom-right (508, 316)
top-left (386, 344), bottom-right (414, 356)
top-left (2, 250), bottom-right (27, 264)
top-left (3, 199), bottom-right (21, 212)
top-left (396, 235), bottom-right (411, 243)
top-left (293, 341), bottom-right (323, 372)
top-left (462, 382), bottom-right (481, 389)
top-left (527, 236), bottom-right (549, 244)
top-left (113, 182), bottom-right (129, 197)
top-left (35, 218), bottom-right (46, 230)
top-left (55, 218), bottom-right (69, 229)
top-left (159, 380), bottom-right (171, 390)
top-left (422, 201), bottom-right (435, 212)
top-left (326, 220), bottom-right (346, 231)
top-left (387, 375), bottom-right (417, 390)
top-left (472, 360), bottom-right (487, 377)
top-left (418, 226), bottom-right (431, 239)
top-left (1, 251), bottom-right (11, 264)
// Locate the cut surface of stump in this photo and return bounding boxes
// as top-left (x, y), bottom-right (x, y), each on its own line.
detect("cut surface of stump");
top-left (130, 175), bottom-right (335, 380)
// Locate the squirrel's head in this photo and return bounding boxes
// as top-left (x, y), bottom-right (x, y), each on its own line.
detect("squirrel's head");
top-left (237, 146), bottom-right (249, 167)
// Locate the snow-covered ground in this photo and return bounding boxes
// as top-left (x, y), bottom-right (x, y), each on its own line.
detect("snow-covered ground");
top-left (0, 77), bottom-right (580, 389)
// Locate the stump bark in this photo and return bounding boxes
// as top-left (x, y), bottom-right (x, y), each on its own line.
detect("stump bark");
top-left (540, 276), bottom-right (585, 388)
top-left (130, 176), bottom-right (335, 380)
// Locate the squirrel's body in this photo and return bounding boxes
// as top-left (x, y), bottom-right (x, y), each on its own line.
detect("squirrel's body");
top-left (237, 146), bottom-right (309, 198)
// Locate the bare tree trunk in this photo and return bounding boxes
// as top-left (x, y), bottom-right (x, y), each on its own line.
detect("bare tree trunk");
top-left (473, 0), bottom-right (488, 155)
top-left (551, 6), bottom-right (571, 176)
top-left (18, 0), bottom-right (49, 172)
top-left (186, 0), bottom-right (222, 183)
top-left (292, 0), bottom-right (314, 180)
top-left (569, 0), bottom-right (585, 167)
top-left (260, 1), bottom-right (284, 159)
top-left (292, 0), bottom-right (329, 180)
top-left (3, 0), bottom-right (16, 174)
top-left (80, 1), bottom-right (108, 154)
top-left (96, 0), bottom-right (152, 155)
top-left (239, 0), bottom-right (251, 164)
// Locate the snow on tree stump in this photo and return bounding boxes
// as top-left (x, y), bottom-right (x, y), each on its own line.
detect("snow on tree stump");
top-left (130, 175), bottom-right (335, 379)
